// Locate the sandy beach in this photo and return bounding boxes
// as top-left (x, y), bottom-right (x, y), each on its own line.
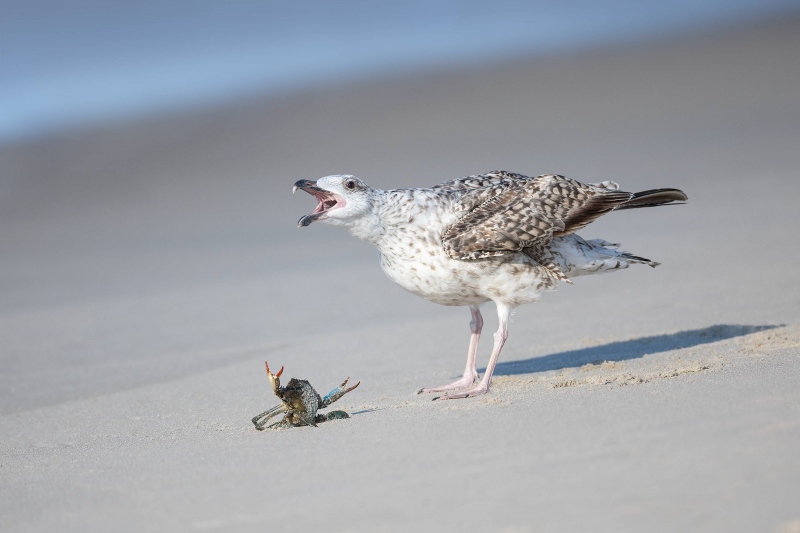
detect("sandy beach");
top-left (2, 15), bottom-right (799, 533)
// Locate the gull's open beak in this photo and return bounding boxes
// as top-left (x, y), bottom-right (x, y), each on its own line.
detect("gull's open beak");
top-left (293, 179), bottom-right (323, 195)
top-left (293, 179), bottom-right (346, 227)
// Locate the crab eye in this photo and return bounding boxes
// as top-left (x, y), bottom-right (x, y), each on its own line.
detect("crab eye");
top-left (345, 179), bottom-right (356, 190)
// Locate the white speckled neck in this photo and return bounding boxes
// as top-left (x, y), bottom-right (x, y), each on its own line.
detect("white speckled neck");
top-left (342, 188), bottom-right (388, 245)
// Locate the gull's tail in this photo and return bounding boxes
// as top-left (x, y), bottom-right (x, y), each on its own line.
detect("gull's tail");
top-left (615, 188), bottom-right (688, 210)
top-left (550, 235), bottom-right (659, 279)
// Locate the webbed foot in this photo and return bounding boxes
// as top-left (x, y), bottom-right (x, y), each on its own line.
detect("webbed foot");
top-left (417, 372), bottom-right (478, 394)
top-left (431, 382), bottom-right (490, 401)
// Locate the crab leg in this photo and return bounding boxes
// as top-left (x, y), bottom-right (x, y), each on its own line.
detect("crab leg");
top-left (263, 408), bottom-right (318, 429)
top-left (252, 403), bottom-right (287, 430)
top-left (321, 378), bottom-right (361, 408)
top-left (289, 410), bottom-right (318, 428)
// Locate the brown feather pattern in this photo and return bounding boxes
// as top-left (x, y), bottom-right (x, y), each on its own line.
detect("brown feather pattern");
top-left (440, 172), bottom-right (635, 261)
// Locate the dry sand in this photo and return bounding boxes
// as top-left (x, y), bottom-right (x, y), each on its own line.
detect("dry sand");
top-left (2, 16), bottom-right (799, 533)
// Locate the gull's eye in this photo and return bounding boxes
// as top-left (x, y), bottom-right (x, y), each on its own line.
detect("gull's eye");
top-left (345, 179), bottom-right (356, 190)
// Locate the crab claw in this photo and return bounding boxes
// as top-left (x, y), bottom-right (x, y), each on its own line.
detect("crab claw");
top-left (321, 377), bottom-right (361, 408)
top-left (264, 361), bottom-right (284, 393)
top-left (264, 361), bottom-right (284, 378)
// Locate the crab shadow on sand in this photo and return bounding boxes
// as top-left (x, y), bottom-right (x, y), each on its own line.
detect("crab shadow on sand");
top-left (488, 324), bottom-right (781, 376)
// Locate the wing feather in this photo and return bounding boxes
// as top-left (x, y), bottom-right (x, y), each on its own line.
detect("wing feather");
top-left (432, 170), bottom-right (531, 192)
top-left (441, 173), bottom-right (634, 262)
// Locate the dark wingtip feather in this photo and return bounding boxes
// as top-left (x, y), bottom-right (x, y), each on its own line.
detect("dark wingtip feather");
top-left (619, 252), bottom-right (660, 267)
top-left (616, 188), bottom-right (687, 210)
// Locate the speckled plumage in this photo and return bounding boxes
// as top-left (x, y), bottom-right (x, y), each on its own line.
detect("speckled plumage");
top-left (294, 171), bottom-right (687, 399)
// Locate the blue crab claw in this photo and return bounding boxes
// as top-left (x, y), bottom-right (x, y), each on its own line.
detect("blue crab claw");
top-left (321, 377), bottom-right (360, 408)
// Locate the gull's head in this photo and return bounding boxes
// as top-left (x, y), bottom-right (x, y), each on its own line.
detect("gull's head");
top-left (293, 174), bottom-right (373, 228)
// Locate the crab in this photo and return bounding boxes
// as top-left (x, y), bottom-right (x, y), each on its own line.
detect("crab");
top-left (252, 361), bottom-right (360, 430)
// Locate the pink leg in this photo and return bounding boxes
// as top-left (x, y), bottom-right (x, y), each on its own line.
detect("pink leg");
top-left (434, 304), bottom-right (511, 400)
top-left (418, 305), bottom-right (483, 394)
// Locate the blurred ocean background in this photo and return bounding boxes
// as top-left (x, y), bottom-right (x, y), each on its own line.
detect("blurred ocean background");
top-left (2, 0), bottom-right (799, 143)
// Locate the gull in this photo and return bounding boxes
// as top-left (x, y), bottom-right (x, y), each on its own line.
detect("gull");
top-left (293, 171), bottom-right (686, 399)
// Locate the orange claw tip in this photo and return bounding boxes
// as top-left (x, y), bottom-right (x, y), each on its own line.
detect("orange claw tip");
top-left (264, 361), bottom-right (284, 377)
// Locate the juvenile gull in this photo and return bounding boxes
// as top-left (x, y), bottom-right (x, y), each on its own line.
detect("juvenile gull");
top-left (293, 171), bottom-right (687, 399)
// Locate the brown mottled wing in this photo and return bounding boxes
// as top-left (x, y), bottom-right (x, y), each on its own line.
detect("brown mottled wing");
top-left (432, 170), bottom-right (532, 192)
top-left (442, 174), bottom-right (633, 261)
top-left (442, 185), bottom-right (560, 260)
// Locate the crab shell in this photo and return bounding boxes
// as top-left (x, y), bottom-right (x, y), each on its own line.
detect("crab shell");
top-left (278, 378), bottom-right (323, 424)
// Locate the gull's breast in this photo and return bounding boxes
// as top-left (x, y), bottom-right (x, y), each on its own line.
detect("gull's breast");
top-left (378, 229), bottom-right (551, 307)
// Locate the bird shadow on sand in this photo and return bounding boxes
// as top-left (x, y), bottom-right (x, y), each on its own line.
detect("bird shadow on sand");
top-left (488, 324), bottom-right (781, 376)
